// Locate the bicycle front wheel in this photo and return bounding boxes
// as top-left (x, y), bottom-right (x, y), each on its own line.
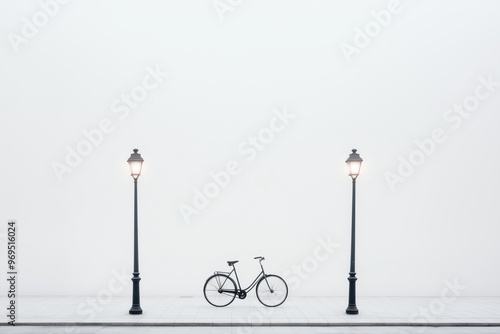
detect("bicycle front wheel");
top-left (203, 274), bottom-right (237, 307)
top-left (256, 274), bottom-right (288, 307)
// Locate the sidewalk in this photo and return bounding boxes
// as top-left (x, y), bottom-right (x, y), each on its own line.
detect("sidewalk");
top-left (2, 296), bottom-right (499, 327)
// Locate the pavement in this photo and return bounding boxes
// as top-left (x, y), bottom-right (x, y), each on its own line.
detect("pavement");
top-left (1, 296), bottom-right (499, 333)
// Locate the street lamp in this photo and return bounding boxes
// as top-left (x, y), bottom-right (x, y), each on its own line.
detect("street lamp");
top-left (127, 149), bottom-right (144, 315)
top-left (345, 149), bottom-right (363, 315)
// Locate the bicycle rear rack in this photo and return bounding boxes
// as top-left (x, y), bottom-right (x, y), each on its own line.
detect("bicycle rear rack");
top-left (215, 271), bottom-right (230, 275)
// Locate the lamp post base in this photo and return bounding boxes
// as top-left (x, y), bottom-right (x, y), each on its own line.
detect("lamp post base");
top-left (129, 273), bottom-right (142, 315)
top-left (129, 306), bottom-right (143, 314)
top-left (346, 272), bottom-right (358, 314)
top-left (346, 305), bottom-right (359, 314)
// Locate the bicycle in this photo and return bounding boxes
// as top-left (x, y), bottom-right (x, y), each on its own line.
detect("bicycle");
top-left (203, 256), bottom-right (288, 307)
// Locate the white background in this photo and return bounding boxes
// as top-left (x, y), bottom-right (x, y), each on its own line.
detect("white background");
top-left (1, 0), bottom-right (499, 298)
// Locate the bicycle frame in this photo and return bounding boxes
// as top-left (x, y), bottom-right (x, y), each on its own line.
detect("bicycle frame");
top-left (218, 261), bottom-right (268, 294)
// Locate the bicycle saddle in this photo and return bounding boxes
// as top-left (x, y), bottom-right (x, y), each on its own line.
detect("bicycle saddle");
top-left (227, 260), bottom-right (239, 266)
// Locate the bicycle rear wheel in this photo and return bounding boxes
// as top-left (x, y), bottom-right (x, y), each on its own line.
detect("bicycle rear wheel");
top-left (256, 274), bottom-right (288, 307)
top-left (203, 274), bottom-right (237, 307)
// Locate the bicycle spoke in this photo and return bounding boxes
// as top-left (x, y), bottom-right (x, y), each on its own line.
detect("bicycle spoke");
top-left (208, 281), bottom-right (219, 290)
top-left (215, 276), bottom-right (221, 287)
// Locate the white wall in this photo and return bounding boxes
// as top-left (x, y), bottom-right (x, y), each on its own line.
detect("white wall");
top-left (1, 0), bottom-right (499, 298)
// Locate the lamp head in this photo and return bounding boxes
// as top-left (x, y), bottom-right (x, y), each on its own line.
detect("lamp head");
top-left (127, 149), bottom-right (144, 179)
top-left (346, 149), bottom-right (363, 179)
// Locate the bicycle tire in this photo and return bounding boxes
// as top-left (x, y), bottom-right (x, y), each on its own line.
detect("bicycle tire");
top-left (203, 274), bottom-right (237, 307)
top-left (256, 274), bottom-right (288, 307)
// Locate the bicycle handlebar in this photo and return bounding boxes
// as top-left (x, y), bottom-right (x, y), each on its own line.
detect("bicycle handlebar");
top-left (254, 256), bottom-right (265, 261)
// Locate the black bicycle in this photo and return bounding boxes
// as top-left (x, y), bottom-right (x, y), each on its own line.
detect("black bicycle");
top-left (203, 256), bottom-right (288, 307)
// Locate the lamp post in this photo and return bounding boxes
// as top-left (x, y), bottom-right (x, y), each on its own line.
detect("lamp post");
top-left (128, 149), bottom-right (144, 315)
top-left (345, 149), bottom-right (363, 315)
